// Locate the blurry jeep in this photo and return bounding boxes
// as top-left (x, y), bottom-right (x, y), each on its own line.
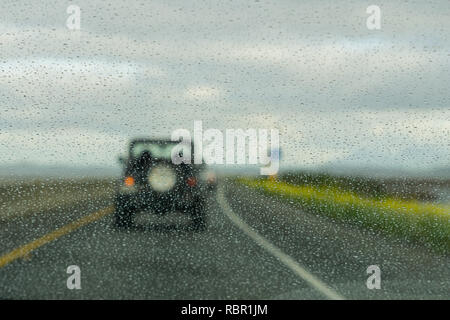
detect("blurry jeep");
top-left (115, 138), bottom-right (207, 231)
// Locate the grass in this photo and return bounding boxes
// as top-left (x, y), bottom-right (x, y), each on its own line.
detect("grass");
top-left (238, 177), bottom-right (450, 252)
top-left (279, 171), bottom-right (449, 202)
top-left (0, 178), bottom-right (116, 222)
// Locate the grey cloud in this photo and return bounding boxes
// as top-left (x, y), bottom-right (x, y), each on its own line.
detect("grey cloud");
top-left (0, 0), bottom-right (449, 170)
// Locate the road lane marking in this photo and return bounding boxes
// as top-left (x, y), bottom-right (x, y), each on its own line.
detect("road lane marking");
top-left (0, 206), bottom-right (114, 268)
top-left (217, 186), bottom-right (345, 300)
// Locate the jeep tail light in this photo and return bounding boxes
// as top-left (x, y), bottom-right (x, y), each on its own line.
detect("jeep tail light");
top-left (124, 176), bottom-right (135, 187)
top-left (187, 177), bottom-right (197, 187)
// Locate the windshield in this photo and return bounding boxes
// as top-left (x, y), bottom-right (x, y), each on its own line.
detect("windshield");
top-left (0, 0), bottom-right (449, 303)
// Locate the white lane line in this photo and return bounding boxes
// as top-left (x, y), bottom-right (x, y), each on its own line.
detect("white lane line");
top-left (217, 185), bottom-right (345, 300)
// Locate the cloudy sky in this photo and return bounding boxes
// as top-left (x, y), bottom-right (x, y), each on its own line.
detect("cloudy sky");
top-left (0, 0), bottom-right (449, 172)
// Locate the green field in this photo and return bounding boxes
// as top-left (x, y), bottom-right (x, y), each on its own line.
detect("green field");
top-left (238, 176), bottom-right (450, 252)
top-left (279, 171), bottom-right (450, 202)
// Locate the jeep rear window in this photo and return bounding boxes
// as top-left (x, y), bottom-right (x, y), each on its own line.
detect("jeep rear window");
top-left (131, 142), bottom-right (178, 160)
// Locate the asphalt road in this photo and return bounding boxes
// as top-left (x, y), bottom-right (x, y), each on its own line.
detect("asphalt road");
top-left (0, 180), bottom-right (449, 299)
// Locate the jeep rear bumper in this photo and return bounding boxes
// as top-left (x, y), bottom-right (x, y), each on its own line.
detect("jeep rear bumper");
top-left (115, 189), bottom-right (203, 214)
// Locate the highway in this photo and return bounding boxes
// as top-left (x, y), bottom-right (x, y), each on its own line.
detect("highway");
top-left (0, 180), bottom-right (449, 299)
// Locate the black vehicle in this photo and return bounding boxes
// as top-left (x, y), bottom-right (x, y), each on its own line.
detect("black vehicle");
top-left (114, 138), bottom-right (207, 231)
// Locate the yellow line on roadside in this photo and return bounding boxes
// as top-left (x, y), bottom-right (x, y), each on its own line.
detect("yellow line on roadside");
top-left (0, 206), bottom-right (114, 268)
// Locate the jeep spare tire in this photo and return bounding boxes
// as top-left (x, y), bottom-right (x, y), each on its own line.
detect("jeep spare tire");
top-left (148, 164), bottom-right (177, 192)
